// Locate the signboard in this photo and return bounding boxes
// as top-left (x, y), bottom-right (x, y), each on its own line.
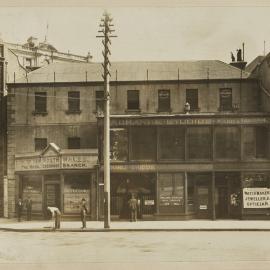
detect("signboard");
top-left (15, 155), bottom-right (97, 172)
top-left (109, 117), bottom-right (269, 126)
top-left (159, 196), bottom-right (183, 206)
top-left (243, 188), bottom-right (270, 208)
top-left (144, 200), bottom-right (155, 206)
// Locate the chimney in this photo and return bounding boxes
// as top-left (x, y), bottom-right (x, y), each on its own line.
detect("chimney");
top-left (229, 43), bottom-right (247, 70)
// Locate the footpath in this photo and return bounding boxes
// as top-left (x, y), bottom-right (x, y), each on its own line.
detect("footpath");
top-left (1, 218), bottom-right (270, 232)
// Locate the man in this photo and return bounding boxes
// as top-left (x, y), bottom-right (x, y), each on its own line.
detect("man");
top-left (128, 193), bottom-right (138, 222)
top-left (17, 198), bottom-right (23, 222)
top-left (80, 198), bottom-right (88, 229)
top-left (25, 196), bottom-right (32, 221)
top-left (47, 207), bottom-right (61, 229)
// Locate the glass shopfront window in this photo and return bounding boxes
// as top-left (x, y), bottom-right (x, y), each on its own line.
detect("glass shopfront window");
top-left (110, 128), bottom-right (128, 161)
top-left (158, 127), bottom-right (185, 160)
top-left (130, 127), bottom-right (156, 161)
top-left (187, 127), bottom-right (212, 160)
top-left (64, 175), bottom-right (90, 214)
top-left (243, 173), bottom-right (270, 188)
top-left (22, 175), bottom-right (43, 211)
top-left (243, 126), bottom-right (269, 159)
top-left (158, 173), bottom-right (184, 214)
top-left (215, 127), bottom-right (240, 159)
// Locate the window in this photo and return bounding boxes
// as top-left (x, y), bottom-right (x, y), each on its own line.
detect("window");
top-left (243, 126), bottom-right (269, 159)
top-left (110, 128), bottom-right (128, 161)
top-left (35, 92), bottom-right (47, 113)
top-left (0, 44), bottom-right (4, 57)
top-left (187, 127), bottom-right (212, 159)
top-left (158, 90), bottom-right (171, 112)
top-left (186, 89), bottom-right (198, 110)
top-left (68, 137), bottom-right (81, 149)
top-left (127, 90), bottom-right (140, 110)
top-left (215, 127), bottom-right (240, 159)
top-left (243, 173), bottom-right (270, 188)
top-left (219, 88), bottom-right (232, 111)
top-left (68, 91), bottom-right (80, 112)
top-left (158, 127), bottom-right (185, 160)
top-left (25, 58), bottom-right (32, 67)
top-left (95, 90), bottom-right (104, 113)
top-left (130, 127), bottom-right (156, 160)
top-left (34, 138), bottom-right (47, 151)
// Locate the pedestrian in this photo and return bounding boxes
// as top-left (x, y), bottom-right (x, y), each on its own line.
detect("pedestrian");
top-left (128, 193), bottom-right (137, 222)
top-left (25, 196), bottom-right (32, 221)
top-left (17, 198), bottom-right (23, 222)
top-left (80, 198), bottom-right (88, 229)
top-left (47, 207), bottom-right (61, 229)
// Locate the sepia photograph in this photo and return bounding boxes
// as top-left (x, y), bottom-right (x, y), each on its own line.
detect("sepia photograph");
top-left (0, 0), bottom-right (270, 269)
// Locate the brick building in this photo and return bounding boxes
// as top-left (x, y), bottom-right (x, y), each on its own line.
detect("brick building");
top-left (5, 56), bottom-right (270, 220)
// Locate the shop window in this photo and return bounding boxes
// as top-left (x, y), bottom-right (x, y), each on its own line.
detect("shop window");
top-left (158, 90), bottom-right (171, 112)
top-left (187, 127), bottom-right (212, 160)
top-left (22, 175), bottom-right (42, 211)
top-left (68, 91), bottom-right (80, 113)
top-left (34, 92), bottom-right (47, 113)
top-left (219, 88), bottom-right (232, 111)
top-left (68, 137), bottom-right (80, 149)
top-left (95, 90), bottom-right (104, 113)
top-left (158, 173), bottom-right (184, 214)
top-left (186, 89), bottom-right (199, 111)
top-left (158, 127), bottom-right (185, 160)
top-left (215, 127), bottom-right (240, 159)
top-left (187, 176), bottom-right (195, 212)
top-left (110, 128), bottom-right (128, 161)
top-left (34, 138), bottom-right (47, 151)
top-left (127, 90), bottom-right (140, 110)
top-left (243, 126), bottom-right (269, 159)
top-left (63, 175), bottom-right (90, 214)
top-left (130, 127), bottom-right (156, 160)
top-left (243, 173), bottom-right (270, 188)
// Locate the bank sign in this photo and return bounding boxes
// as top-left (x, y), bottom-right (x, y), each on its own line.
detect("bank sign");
top-left (243, 188), bottom-right (270, 208)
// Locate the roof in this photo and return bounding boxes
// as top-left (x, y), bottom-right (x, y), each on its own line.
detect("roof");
top-left (245, 55), bottom-right (265, 73)
top-left (12, 60), bottom-right (252, 84)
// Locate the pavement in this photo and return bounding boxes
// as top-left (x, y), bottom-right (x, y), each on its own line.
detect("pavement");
top-left (1, 218), bottom-right (270, 232)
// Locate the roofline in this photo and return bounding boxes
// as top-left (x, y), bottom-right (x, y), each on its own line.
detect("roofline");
top-left (7, 77), bottom-right (257, 88)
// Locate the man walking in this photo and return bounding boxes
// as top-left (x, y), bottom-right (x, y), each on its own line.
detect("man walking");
top-left (80, 198), bottom-right (88, 229)
top-left (25, 196), bottom-right (32, 221)
top-left (128, 193), bottom-right (138, 222)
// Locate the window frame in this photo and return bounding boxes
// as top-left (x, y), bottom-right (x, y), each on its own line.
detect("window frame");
top-left (33, 92), bottom-right (47, 115)
top-left (127, 90), bottom-right (140, 111)
top-left (67, 91), bottom-right (81, 114)
top-left (219, 88), bottom-right (232, 112)
top-left (186, 89), bottom-right (199, 111)
top-left (95, 90), bottom-right (104, 113)
top-left (68, 137), bottom-right (81, 149)
top-left (34, 138), bottom-right (48, 152)
top-left (158, 89), bottom-right (171, 112)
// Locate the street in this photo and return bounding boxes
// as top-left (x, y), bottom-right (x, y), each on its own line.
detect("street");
top-left (0, 231), bottom-right (270, 270)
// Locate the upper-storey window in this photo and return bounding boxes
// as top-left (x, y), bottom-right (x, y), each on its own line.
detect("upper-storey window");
top-left (158, 89), bottom-right (171, 112)
top-left (95, 90), bottom-right (104, 113)
top-left (127, 90), bottom-right (140, 110)
top-left (68, 91), bottom-right (80, 113)
top-left (219, 88), bottom-right (232, 111)
top-left (186, 89), bottom-right (199, 111)
top-left (34, 138), bottom-right (47, 151)
top-left (68, 137), bottom-right (81, 149)
top-left (34, 92), bottom-right (47, 113)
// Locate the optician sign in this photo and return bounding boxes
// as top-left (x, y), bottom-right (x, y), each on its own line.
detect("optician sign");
top-left (243, 188), bottom-right (270, 208)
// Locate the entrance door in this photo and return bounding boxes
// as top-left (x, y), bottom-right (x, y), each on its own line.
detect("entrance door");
top-left (216, 186), bottom-right (229, 219)
top-left (196, 185), bottom-right (210, 219)
top-left (45, 184), bottom-right (61, 209)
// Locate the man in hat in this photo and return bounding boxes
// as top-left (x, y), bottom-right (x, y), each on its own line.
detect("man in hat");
top-left (80, 198), bottom-right (88, 229)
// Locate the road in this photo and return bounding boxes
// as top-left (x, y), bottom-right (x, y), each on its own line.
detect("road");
top-left (0, 231), bottom-right (270, 270)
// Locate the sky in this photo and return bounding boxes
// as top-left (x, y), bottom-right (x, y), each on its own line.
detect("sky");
top-left (0, 5), bottom-right (269, 64)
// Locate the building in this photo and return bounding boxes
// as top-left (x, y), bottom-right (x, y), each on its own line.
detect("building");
top-left (0, 37), bottom-right (93, 217)
top-left (5, 55), bottom-right (270, 220)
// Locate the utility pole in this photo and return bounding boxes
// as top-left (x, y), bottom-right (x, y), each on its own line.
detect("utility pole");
top-left (97, 12), bottom-right (117, 229)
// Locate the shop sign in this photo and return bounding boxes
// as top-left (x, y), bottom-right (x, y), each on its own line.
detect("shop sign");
top-left (243, 188), bottom-right (270, 208)
top-left (110, 117), bottom-right (269, 126)
top-left (144, 200), bottom-right (155, 206)
top-left (16, 155), bottom-right (97, 172)
top-left (199, 205), bottom-right (208, 210)
top-left (159, 196), bottom-right (183, 206)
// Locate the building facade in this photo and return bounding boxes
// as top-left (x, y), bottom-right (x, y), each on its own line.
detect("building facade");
top-left (6, 58), bottom-right (270, 220)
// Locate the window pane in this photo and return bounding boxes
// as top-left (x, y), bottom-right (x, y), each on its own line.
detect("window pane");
top-left (96, 91), bottom-right (104, 112)
top-left (220, 88), bottom-right (232, 111)
top-left (256, 126), bottom-right (268, 158)
top-left (186, 89), bottom-right (198, 110)
top-left (35, 92), bottom-right (47, 112)
top-left (68, 137), bottom-right (80, 149)
top-left (127, 90), bottom-right (139, 110)
top-left (158, 127), bottom-right (185, 160)
top-left (34, 138), bottom-right (47, 151)
top-left (243, 173), bottom-right (270, 188)
top-left (158, 90), bottom-right (170, 111)
top-left (215, 127), bottom-right (240, 159)
top-left (130, 127), bottom-right (156, 160)
top-left (243, 127), bottom-right (256, 158)
top-left (110, 128), bottom-right (128, 161)
top-left (68, 91), bottom-right (80, 111)
top-left (187, 127), bottom-right (212, 159)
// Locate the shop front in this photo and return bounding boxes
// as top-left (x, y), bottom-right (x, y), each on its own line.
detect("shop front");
top-left (15, 143), bottom-right (98, 220)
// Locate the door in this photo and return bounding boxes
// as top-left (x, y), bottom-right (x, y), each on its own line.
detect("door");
top-left (45, 184), bottom-right (61, 209)
top-left (196, 185), bottom-right (210, 219)
top-left (216, 186), bottom-right (229, 219)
